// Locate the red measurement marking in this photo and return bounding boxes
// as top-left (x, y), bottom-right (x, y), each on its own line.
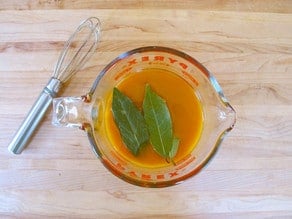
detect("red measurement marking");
top-left (182, 70), bottom-right (199, 86)
top-left (142, 56), bottom-right (149, 62)
top-left (169, 171), bottom-right (178, 178)
top-left (141, 174), bottom-right (151, 180)
top-left (156, 174), bottom-right (165, 180)
top-left (168, 57), bottom-right (177, 64)
top-left (154, 56), bottom-right (165, 61)
top-left (128, 59), bottom-right (137, 66)
top-left (128, 171), bottom-right (137, 177)
top-left (179, 62), bottom-right (188, 70)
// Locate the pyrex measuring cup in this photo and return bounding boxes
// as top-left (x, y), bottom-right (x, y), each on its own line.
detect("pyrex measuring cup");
top-left (52, 46), bottom-right (236, 187)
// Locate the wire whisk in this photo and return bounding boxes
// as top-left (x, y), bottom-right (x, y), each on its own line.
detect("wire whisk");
top-left (8, 17), bottom-right (101, 154)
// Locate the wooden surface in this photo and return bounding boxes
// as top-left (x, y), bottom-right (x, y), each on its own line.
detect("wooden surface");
top-left (1, 1), bottom-right (292, 218)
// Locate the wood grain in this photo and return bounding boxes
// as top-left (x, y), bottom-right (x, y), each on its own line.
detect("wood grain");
top-left (0, 1), bottom-right (292, 218)
top-left (1, 0), bottom-right (292, 13)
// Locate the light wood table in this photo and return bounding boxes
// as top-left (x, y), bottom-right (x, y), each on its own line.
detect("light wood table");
top-left (1, 1), bottom-right (291, 218)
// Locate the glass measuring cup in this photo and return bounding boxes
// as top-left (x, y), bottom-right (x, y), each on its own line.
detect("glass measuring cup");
top-left (52, 46), bottom-right (236, 187)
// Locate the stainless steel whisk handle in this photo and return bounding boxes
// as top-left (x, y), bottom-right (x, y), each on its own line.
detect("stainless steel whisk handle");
top-left (8, 78), bottom-right (61, 154)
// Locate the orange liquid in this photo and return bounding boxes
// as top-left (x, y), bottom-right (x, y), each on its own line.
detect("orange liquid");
top-left (104, 68), bottom-right (203, 168)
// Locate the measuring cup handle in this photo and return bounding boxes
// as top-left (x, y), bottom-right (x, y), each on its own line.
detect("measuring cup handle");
top-left (52, 95), bottom-right (92, 129)
top-left (8, 78), bottom-right (61, 154)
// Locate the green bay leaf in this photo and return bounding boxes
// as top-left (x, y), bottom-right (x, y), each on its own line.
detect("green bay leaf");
top-left (143, 84), bottom-right (179, 159)
top-left (169, 137), bottom-right (180, 159)
top-left (112, 88), bottom-right (149, 155)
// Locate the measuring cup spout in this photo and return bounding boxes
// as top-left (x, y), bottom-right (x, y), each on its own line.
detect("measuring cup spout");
top-left (218, 103), bottom-right (236, 133)
top-left (52, 96), bottom-right (93, 129)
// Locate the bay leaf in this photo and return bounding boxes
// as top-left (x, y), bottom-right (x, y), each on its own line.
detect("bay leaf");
top-left (169, 137), bottom-right (180, 159)
top-left (143, 84), bottom-right (180, 159)
top-left (112, 88), bottom-right (149, 155)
